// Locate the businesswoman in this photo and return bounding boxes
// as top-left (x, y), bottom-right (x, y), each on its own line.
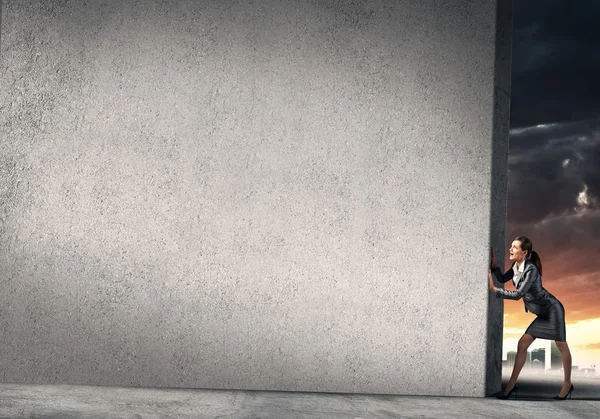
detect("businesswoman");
top-left (488, 236), bottom-right (574, 400)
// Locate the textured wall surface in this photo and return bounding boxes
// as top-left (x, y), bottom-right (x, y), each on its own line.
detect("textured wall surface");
top-left (0, 0), bottom-right (512, 396)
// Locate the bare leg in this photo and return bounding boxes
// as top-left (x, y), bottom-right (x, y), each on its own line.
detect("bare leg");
top-left (505, 334), bottom-right (536, 395)
top-left (555, 341), bottom-right (572, 397)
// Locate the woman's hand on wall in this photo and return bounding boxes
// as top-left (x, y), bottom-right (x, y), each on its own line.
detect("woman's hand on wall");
top-left (490, 246), bottom-right (498, 270)
top-left (488, 269), bottom-right (496, 292)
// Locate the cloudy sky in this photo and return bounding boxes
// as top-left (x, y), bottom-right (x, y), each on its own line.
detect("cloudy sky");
top-left (502, 1), bottom-right (600, 367)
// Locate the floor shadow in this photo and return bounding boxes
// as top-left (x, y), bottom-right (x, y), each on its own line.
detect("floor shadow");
top-left (497, 376), bottom-right (600, 401)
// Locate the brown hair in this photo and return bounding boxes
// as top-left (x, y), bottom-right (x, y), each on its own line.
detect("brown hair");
top-left (514, 236), bottom-right (542, 275)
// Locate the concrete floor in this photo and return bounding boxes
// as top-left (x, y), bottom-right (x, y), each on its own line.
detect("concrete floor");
top-left (1, 382), bottom-right (599, 419)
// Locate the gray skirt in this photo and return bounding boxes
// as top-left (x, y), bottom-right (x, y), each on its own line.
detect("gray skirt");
top-left (525, 299), bottom-right (566, 341)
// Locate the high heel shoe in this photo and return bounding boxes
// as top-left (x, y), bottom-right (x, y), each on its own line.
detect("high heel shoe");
top-left (496, 382), bottom-right (519, 400)
top-left (553, 383), bottom-right (574, 400)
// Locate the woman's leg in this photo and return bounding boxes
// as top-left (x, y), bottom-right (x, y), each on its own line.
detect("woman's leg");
top-left (555, 341), bottom-right (572, 396)
top-left (505, 333), bottom-right (536, 395)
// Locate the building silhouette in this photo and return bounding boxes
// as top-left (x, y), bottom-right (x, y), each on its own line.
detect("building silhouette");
top-left (531, 348), bottom-right (545, 370)
top-left (506, 350), bottom-right (535, 369)
top-left (507, 351), bottom-right (517, 368)
top-left (551, 341), bottom-right (562, 370)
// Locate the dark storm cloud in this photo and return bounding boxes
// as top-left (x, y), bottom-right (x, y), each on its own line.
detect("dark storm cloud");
top-left (510, 1), bottom-right (600, 128)
top-left (507, 208), bottom-right (600, 274)
top-left (507, 118), bottom-right (600, 226)
top-left (505, 117), bottom-right (600, 310)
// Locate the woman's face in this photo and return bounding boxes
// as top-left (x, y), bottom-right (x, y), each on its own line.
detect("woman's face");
top-left (509, 240), bottom-right (527, 262)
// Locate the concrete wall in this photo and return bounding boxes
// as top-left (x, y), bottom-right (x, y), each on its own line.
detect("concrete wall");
top-left (0, 0), bottom-right (512, 396)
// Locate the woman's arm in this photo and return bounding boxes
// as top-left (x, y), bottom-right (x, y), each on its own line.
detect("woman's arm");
top-left (488, 270), bottom-right (497, 292)
top-left (490, 264), bottom-right (513, 284)
top-left (489, 246), bottom-right (513, 284)
top-left (494, 266), bottom-right (538, 300)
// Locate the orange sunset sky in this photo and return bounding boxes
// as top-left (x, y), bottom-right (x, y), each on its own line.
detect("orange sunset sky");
top-left (501, 195), bottom-right (600, 368)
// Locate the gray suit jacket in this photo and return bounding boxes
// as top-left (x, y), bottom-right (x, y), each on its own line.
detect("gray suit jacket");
top-left (490, 259), bottom-right (555, 314)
